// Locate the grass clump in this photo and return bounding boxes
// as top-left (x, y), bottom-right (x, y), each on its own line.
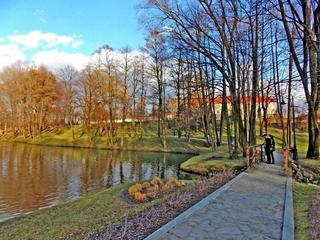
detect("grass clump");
top-left (294, 182), bottom-right (320, 240)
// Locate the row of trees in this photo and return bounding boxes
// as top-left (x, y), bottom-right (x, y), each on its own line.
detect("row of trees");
top-left (137, 0), bottom-right (319, 159)
top-left (0, 65), bottom-right (59, 138)
top-left (0, 0), bottom-right (318, 159)
top-left (0, 47), bottom-right (150, 145)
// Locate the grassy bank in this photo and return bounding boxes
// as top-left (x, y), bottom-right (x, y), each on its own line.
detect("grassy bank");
top-left (294, 182), bottom-right (320, 240)
top-left (181, 126), bottom-right (309, 176)
top-left (0, 126), bottom-right (207, 155)
top-left (180, 145), bottom-right (246, 175)
top-left (299, 159), bottom-right (320, 171)
top-left (0, 125), bottom-right (311, 176)
top-left (0, 184), bottom-right (156, 240)
top-left (1, 125), bottom-right (248, 175)
top-left (255, 127), bottom-right (309, 154)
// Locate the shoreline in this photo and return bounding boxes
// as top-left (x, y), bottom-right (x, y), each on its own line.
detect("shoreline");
top-left (0, 132), bottom-right (204, 155)
top-left (0, 138), bottom-right (199, 155)
top-left (0, 133), bottom-right (246, 176)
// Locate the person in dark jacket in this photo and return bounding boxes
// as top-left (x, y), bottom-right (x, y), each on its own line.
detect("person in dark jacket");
top-left (270, 135), bottom-right (275, 164)
top-left (264, 134), bottom-right (273, 164)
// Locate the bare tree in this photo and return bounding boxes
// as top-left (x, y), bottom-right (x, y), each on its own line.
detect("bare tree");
top-left (278, 0), bottom-right (320, 159)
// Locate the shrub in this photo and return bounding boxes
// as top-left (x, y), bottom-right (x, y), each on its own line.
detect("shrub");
top-left (142, 181), bottom-right (150, 189)
top-left (128, 184), bottom-right (142, 196)
top-left (127, 177), bottom-right (183, 203)
top-left (167, 177), bottom-right (182, 187)
top-left (146, 190), bottom-right (157, 199)
top-left (146, 186), bottom-right (158, 194)
top-left (147, 185), bottom-right (159, 198)
top-left (161, 183), bottom-right (171, 194)
top-left (150, 177), bottom-right (161, 186)
top-left (133, 192), bottom-right (146, 202)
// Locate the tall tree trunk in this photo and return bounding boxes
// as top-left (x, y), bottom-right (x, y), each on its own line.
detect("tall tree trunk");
top-left (249, 3), bottom-right (259, 147)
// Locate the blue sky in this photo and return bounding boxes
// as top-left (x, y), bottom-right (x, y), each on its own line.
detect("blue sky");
top-left (0, 0), bottom-right (145, 70)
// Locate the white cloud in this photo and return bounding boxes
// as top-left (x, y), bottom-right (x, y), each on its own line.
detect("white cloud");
top-left (0, 44), bottom-right (26, 70)
top-left (90, 48), bottom-right (144, 68)
top-left (8, 31), bottom-right (83, 49)
top-left (32, 49), bottom-right (89, 71)
top-left (0, 31), bottom-right (146, 74)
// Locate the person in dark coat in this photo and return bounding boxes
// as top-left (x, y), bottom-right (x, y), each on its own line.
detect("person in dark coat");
top-left (264, 134), bottom-right (273, 164)
top-left (270, 135), bottom-right (275, 164)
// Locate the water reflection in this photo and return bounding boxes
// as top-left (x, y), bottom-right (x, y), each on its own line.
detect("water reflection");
top-left (0, 143), bottom-right (190, 222)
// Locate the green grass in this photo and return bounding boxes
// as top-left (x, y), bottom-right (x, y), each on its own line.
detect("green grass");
top-left (180, 145), bottom-right (246, 175)
top-left (256, 127), bottom-right (309, 155)
top-left (298, 159), bottom-right (320, 183)
top-left (0, 125), bottom-right (207, 155)
top-left (293, 182), bottom-right (320, 240)
top-left (1, 124), bottom-right (310, 155)
top-left (0, 184), bottom-right (156, 240)
top-left (298, 159), bottom-right (320, 172)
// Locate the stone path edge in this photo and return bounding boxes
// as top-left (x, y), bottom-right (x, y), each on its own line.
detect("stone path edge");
top-left (144, 171), bottom-right (246, 240)
top-left (282, 177), bottom-right (294, 240)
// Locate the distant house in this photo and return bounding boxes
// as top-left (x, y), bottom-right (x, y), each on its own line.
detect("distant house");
top-left (165, 95), bottom-right (277, 121)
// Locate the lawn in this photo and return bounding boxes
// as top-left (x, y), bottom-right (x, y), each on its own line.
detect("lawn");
top-left (299, 159), bottom-right (320, 173)
top-left (293, 182), bottom-right (320, 240)
top-left (256, 127), bottom-right (309, 155)
top-left (180, 145), bottom-right (246, 175)
top-left (0, 125), bottom-right (207, 155)
top-left (0, 184), bottom-right (155, 240)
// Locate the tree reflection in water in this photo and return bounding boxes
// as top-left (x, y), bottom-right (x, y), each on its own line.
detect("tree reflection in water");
top-left (0, 143), bottom-right (190, 222)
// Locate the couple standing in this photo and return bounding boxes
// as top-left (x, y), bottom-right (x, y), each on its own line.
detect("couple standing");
top-left (264, 134), bottom-right (275, 164)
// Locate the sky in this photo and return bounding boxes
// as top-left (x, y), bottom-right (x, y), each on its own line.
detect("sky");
top-left (0, 0), bottom-right (145, 71)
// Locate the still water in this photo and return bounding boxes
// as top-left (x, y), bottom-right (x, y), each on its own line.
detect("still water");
top-left (0, 142), bottom-right (190, 222)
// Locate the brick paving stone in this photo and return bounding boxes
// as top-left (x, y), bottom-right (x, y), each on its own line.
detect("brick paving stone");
top-left (155, 153), bottom-right (288, 240)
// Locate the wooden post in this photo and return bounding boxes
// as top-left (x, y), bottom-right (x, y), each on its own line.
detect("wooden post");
top-left (283, 147), bottom-right (289, 169)
top-left (246, 145), bottom-right (250, 167)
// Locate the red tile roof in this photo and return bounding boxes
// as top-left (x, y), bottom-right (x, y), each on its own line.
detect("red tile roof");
top-left (213, 96), bottom-right (276, 104)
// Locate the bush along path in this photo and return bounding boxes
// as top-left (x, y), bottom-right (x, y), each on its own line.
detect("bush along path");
top-left (143, 152), bottom-right (293, 240)
top-left (89, 170), bottom-right (233, 240)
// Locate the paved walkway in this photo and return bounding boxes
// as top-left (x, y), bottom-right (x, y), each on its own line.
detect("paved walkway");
top-left (146, 153), bottom-right (293, 240)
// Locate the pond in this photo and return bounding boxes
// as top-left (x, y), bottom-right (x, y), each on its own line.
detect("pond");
top-left (0, 142), bottom-right (191, 222)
